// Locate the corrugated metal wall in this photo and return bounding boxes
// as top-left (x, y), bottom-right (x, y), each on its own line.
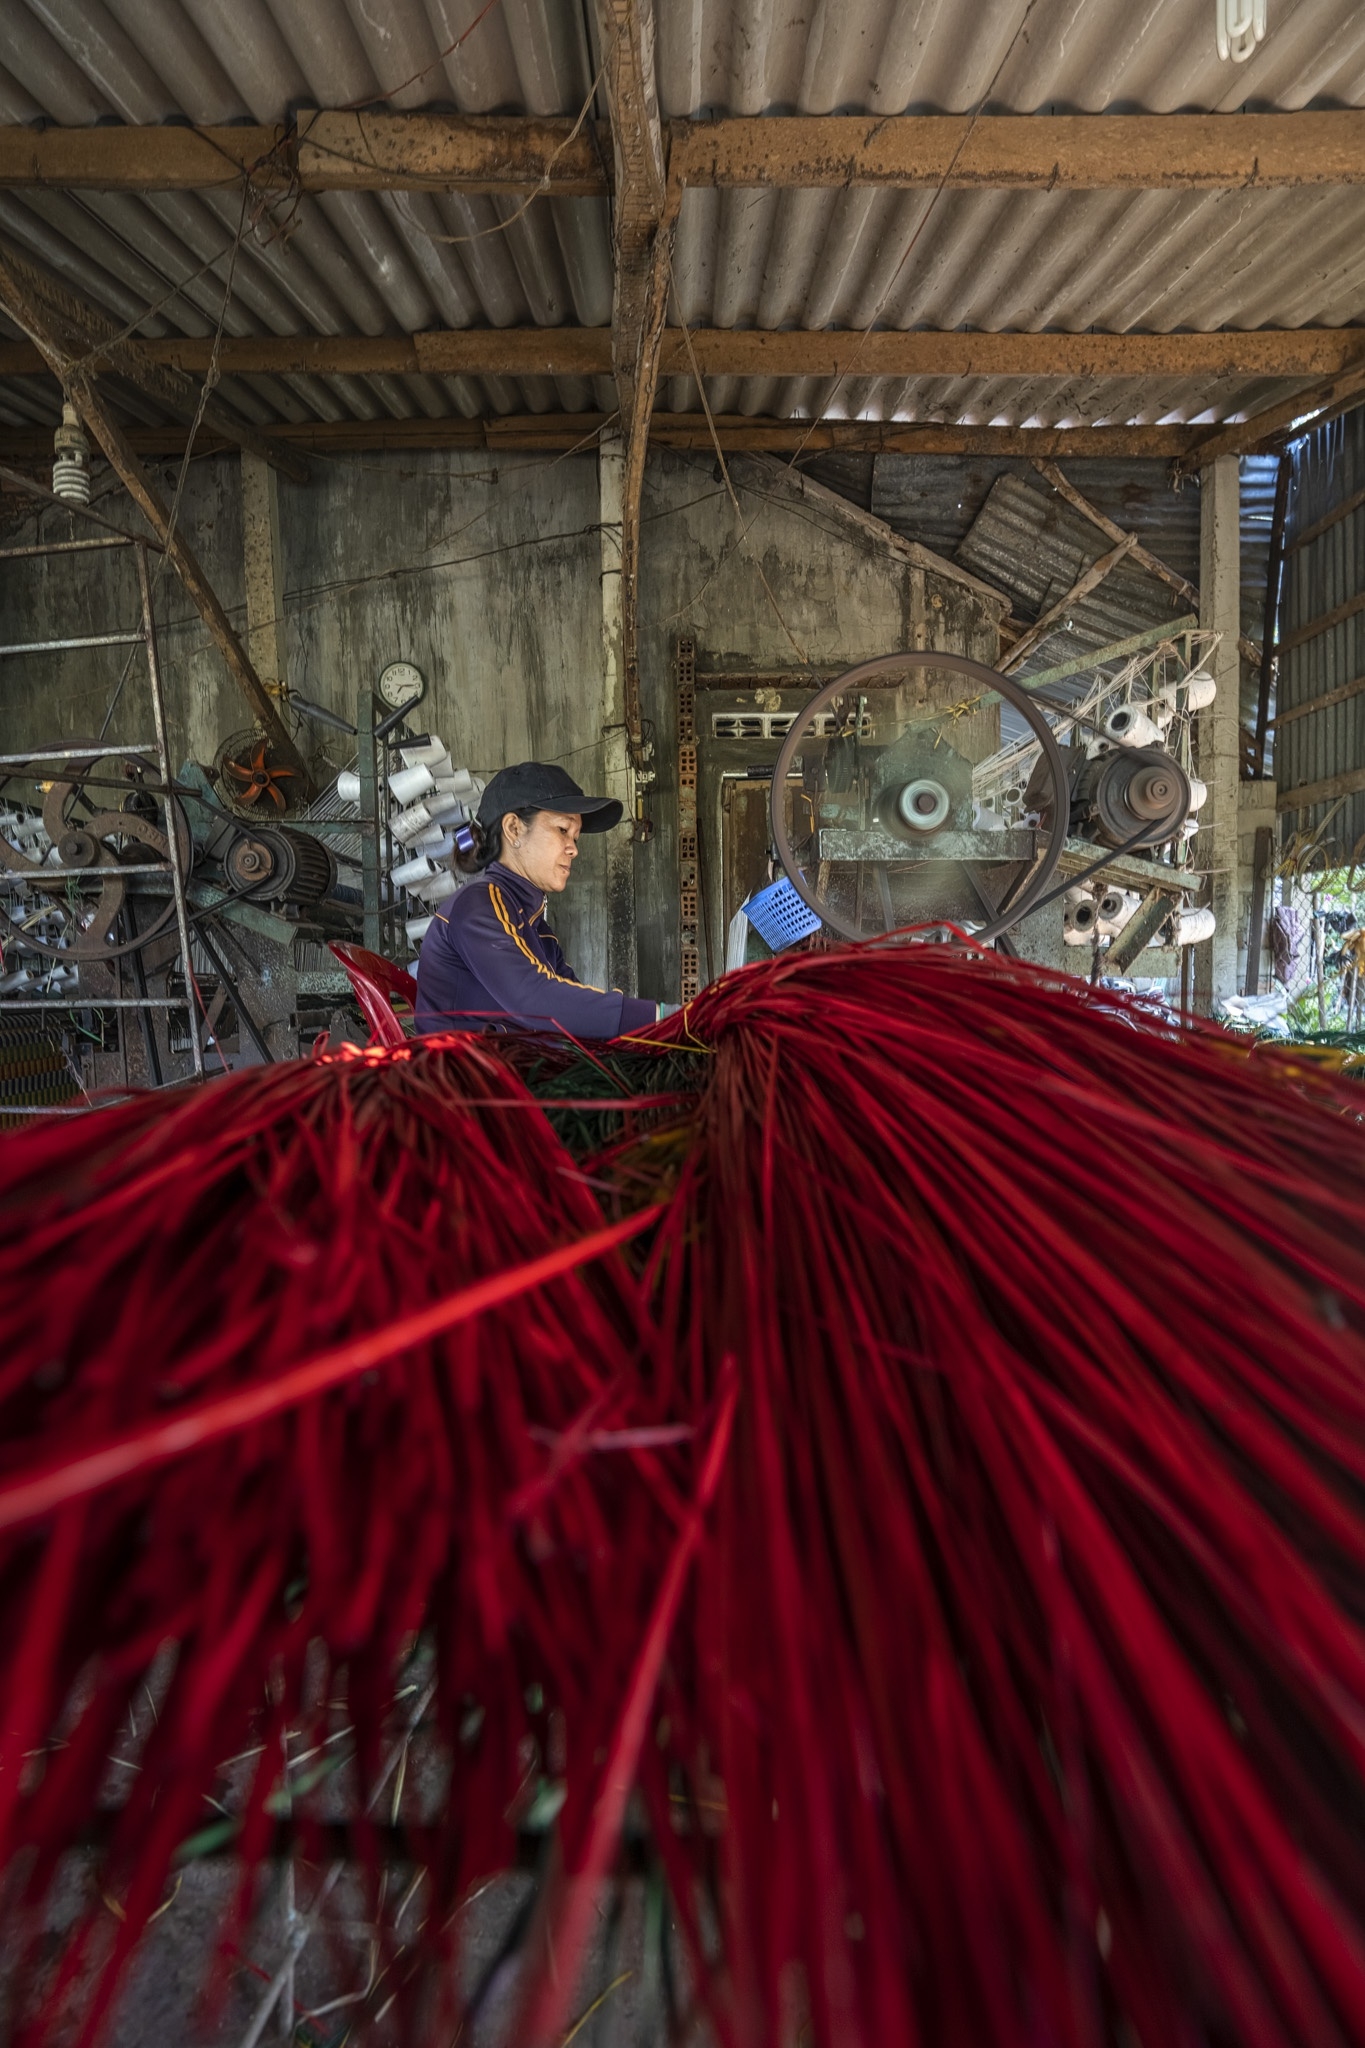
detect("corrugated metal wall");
top-left (1278, 408), bottom-right (1365, 860)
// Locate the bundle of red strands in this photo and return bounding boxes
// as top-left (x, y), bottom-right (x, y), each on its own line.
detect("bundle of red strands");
top-left (2, 940), bottom-right (1365, 2047)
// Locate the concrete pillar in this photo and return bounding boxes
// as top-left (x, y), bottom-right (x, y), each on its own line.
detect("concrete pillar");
top-left (240, 451), bottom-right (287, 695)
top-left (598, 435), bottom-right (639, 996)
top-left (1194, 455), bottom-right (1242, 1011)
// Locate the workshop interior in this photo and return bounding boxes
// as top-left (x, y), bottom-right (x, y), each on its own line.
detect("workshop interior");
top-left (4, 2), bottom-right (1365, 2044)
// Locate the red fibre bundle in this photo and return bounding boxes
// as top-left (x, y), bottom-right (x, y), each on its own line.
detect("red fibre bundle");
top-left (5, 944), bottom-right (1365, 2046)
top-left (638, 946), bottom-right (1365, 2048)
top-left (0, 1037), bottom-right (692, 2044)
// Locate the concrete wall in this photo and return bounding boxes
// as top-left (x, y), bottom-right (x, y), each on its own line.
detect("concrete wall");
top-left (1, 448), bottom-right (1002, 1000)
top-left (0, 449), bottom-right (610, 982)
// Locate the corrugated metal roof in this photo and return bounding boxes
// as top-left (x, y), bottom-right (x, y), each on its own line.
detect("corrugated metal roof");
top-left (1278, 407), bottom-right (1365, 858)
top-left (866, 453), bottom-right (1201, 578)
top-left (954, 469), bottom-right (1191, 670)
top-left (0, 0), bottom-right (1362, 434)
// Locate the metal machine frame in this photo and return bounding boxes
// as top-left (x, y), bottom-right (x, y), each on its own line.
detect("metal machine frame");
top-left (0, 533), bottom-right (203, 1083)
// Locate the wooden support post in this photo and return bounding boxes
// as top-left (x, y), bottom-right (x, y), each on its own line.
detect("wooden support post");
top-left (1194, 455), bottom-right (1242, 1012)
top-left (1106, 888), bottom-right (1178, 976)
top-left (598, 434), bottom-right (638, 998)
top-left (240, 452), bottom-right (288, 700)
top-left (0, 248), bottom-right (312, 794)
top-left (596, 0), bottom-right (675, 768)
top-left (1243, 824), bottom-right (1275, 996)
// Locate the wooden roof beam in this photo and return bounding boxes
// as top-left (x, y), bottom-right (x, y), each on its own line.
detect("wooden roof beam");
top-left (1176, 349), bottom-right (1365, 470)
top-left (667, 111), bottom-right (1365, 191)
top-left (0, 415), bottom-right (1214, 460)
top-left (1, 327), bottom-right (1360, 382)
top-left (0, 110), bottom-right (1362, 196)
top-left (0, 239), bottom-right (309, 484)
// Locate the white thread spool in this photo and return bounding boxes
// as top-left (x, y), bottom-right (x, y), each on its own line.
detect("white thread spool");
top-left (407, 824), bottom-right (457, 858)
top-left (390, 801), bottom-right (436, 845)
top-left (414, 868), bottom-right (460, 904)
top-left (388, 763), bottom-right (435, 807)
top-left (1104, 705), bottom-right (1163, 749)
top-left (1159, 671), bottom-right (1217, 712)
top-left (1176, 906), bottom-right (1216, 945)
top-left (1186, 775), bottom-right (1208, 812)
top-left (424, 795), bottom-right (470, 828)
top-left (400, 740), bottom-right (451, 773)
top-left (335, 769), bottom-right (361, 804)
top-left (1097, 888), bottom-right (1140, 936)
top-left (391, 851), bottom-right (439, 890)
top-left (405, 913), bottom-right (434, 945)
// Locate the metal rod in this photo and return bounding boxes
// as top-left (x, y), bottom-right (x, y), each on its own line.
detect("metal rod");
top-left (0, 631), bottom-right (146, 655)
top-left (137, 543), bottom-right (203, 1081)
top-left (358, 684), bottom-right (381, 952)
top-left (0, 864), bottom-right (176, 882)
top-left (0, 537), bottom-right (143, 560)
top-left (1243, 823), bottom-right (1274, 996)
top-left (1254, 452), bottom-right (1291, 778)
top-left (0, 743), bottom-right (156, 764)
top-left (124, 893), bottom-right (164, 1086)
top-left (0, 996), bottom-right (181, 1008)
top-left (194, 917), bottom-right (275, 1065)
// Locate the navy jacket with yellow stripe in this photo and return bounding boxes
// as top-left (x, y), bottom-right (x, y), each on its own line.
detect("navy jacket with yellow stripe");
top-left (413, 861), bottom-right (656, 1038)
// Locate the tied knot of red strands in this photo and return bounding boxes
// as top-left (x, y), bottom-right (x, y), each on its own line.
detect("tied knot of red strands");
top-left (4, 942), bottom-right (1365, 2048)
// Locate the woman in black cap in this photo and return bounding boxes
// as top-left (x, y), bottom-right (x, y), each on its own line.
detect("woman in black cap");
top-left (414, 761), bottom-right (674, 1037)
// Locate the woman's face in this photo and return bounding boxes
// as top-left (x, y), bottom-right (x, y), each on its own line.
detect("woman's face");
top-left (501, 808), bottom-right (582, 893)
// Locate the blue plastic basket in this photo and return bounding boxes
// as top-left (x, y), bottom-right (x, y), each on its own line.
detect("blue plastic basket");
top-left (743, 876), bottom-right (822, 951)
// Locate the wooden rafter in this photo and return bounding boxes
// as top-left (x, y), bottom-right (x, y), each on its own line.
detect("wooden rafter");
top-left (0, 416), bottom-right (1219, 460)
top-left (0, 247), bottom-right (311, 794)
top-left (596, 0), bottom-right (675, 764)
top-left (999, 535), bottom-right (1137, 674)
top-left (3, 111), bottom-right (1364, 195)
top-left (1, 327), bottom-right (1362, 383)
top-left (1031, 459), bottom-right (1262, 667)
top-left (1176, 350), bottom-right (1365, 471)
top-left (0, 239), bottom-right (308, 484)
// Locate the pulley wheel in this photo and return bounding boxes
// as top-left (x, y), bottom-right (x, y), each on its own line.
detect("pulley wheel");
top-left (0, 745), bottom-right (191, 959)
top-left (769, 652), bottom-right (1070, 946)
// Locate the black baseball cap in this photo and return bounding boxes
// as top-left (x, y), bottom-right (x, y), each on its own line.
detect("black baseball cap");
top-left (477, 761), bottom-right (623, 833)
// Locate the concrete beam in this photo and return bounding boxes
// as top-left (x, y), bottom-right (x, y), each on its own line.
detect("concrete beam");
top-left (3, 112), bottom-right (1364, 194)
top-left (2, 328), bottom-right (1362, 383)
top-left (1194, 455), bottom-right (1242, 1010)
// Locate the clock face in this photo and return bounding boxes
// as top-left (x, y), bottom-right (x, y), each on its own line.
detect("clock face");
top-left (378, 660), bottom-right (426, 711)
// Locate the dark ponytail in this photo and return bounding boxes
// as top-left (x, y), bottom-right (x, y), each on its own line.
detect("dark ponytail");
top-left (455, 806), bottom-right (539, 875)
